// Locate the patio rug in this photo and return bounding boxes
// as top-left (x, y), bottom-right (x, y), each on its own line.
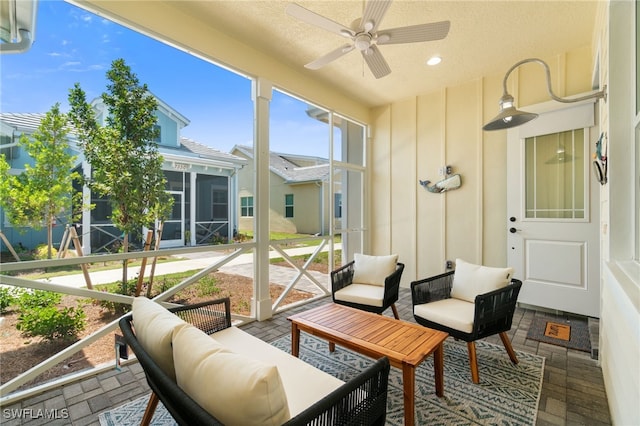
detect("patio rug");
top-left (99, 334), bottom-right (545, 426)
top-left (526, 316), bottom-right (591, 353)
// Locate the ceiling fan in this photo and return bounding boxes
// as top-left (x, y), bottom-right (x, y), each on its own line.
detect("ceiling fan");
top-left (286, 0), bottom-right (450, 79)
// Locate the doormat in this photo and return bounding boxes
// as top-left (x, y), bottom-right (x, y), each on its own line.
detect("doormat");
top-left (526, 316), bottom-right (591, 352)
top-left (544, 321), bottom-right (571, 340)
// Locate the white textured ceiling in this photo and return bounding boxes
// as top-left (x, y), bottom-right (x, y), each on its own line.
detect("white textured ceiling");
top-left (105, 1), bottom-right (600, 108)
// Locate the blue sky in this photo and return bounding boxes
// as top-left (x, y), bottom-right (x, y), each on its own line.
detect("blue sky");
top-left (0, 0), bottom-right (328, 157)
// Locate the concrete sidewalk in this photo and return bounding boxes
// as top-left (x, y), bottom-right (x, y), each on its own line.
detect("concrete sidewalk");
top-left (45, 245), bottom-right (331, 295)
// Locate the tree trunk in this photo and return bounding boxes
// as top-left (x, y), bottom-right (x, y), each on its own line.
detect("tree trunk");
top-left (135, 230), bottom-right (153, 297)
top-left (47, 215), bottom-right (53, 260)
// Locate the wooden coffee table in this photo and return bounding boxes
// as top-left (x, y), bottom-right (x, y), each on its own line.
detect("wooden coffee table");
top-left (288, 303), bottom-right (448, 426)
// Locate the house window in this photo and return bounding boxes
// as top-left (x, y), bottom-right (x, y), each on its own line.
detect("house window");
top-left (241, 196), bottom-right (254, 217)
top-left (334, 193), bottom-right (342, 218)
top-left (211, 189), bottom-right (228, 220)
top-left (285, 194), bottom-right (294, 218)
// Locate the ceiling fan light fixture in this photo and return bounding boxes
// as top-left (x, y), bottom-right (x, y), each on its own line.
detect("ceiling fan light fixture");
top-left (354, 33), bottom-right (372, 51)
top-left (426, 56), bottom-right (442, 66)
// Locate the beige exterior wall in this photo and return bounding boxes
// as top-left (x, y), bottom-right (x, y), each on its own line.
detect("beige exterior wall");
top-left (370, 47), bottom-right (596, 287)
top-left (234, 150), bottom-right (329, 235)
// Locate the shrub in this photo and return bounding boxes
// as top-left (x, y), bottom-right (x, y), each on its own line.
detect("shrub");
top-left (34, 244), bottom-right (57, 260)
top-left (0, 286), bottom-right (19, 314)
top-left (196, 276), bottom-right (221, 298)
top-left (16, 305), bottom-right (85, 340)
top-left (15, 289), bottom-right (85, 340)
top-left (96, 279), bottom-right (137, 315)
top-left (18, 289), bottom-right (61, 309)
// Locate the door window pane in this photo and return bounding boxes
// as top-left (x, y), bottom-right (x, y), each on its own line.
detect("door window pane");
top-left (524, 129), bottom-right (586, 219)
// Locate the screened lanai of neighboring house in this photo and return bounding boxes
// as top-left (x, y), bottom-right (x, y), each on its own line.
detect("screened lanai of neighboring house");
top-left (0, 110), bottom-right (247, 254)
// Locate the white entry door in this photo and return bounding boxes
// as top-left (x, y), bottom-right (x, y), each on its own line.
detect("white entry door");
top-left (506, 103), bottom-right (600, 317)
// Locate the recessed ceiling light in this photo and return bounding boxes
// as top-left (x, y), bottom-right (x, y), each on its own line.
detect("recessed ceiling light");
top-left (426, 56), bottom-right (442, 66)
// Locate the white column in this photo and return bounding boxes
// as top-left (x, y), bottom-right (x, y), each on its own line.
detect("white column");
top-left (190, 171), bottom-right (196, 246)
top-left (252, 78), bottom-right (273, 321)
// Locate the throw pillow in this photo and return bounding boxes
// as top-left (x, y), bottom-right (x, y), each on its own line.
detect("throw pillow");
top-left (173, 325), bottom-right (291, 426)
top-left (352, 253), bottom-right (399, 286)
top-left (131, 297), bottom-right (187, 380)
top-left (450, 259), bottom-right (514, 303)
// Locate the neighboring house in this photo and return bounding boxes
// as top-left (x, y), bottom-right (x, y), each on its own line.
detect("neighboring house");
top-left (231, 144), bottom-right (338, 235)
top-left (0, 96), bottom-right (247, 253)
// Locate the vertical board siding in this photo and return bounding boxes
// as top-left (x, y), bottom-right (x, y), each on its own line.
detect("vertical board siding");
top-left (390, 98), bottom-right (417, 285)
top-left (370, 47), bottom-right (595, 285)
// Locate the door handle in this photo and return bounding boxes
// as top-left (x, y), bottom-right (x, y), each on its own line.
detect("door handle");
top-left (509, 227), bottom-right (521, 234)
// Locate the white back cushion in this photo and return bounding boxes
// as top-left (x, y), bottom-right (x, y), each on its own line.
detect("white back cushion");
top-left (173, 325), bottom-right (291, 426)
top-left (450, 259), bottom-right (514, 303)
top-left (132, 297), bottom-right (187, 380)
top-left (352, 253), bottom-right (398, 287)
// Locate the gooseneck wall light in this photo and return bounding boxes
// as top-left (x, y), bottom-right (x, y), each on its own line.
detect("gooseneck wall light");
top-left (482, 58), bottom-right (607, 131)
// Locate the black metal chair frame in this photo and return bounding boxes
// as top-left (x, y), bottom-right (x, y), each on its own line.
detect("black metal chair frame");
top-left (331, 261), bottom-right (405, 319)
top-left (119, 297), bottom-right (391, 426)
top-left (411, 270), bottom-right (523, 383)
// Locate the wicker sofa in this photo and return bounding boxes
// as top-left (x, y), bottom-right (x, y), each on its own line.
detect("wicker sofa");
top-left (119, 297), bottom-right (390, 426)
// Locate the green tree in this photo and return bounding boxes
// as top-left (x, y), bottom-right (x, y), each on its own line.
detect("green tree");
top-left (68, 58), bottom-right (172, 290)
top-left (0, 104), bottom-right (82, 259)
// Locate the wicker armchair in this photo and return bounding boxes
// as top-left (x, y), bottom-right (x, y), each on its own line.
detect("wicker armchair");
top-left (411, 267), bottom-right (522, 383)
top-left (119, 297), bottom-right (391, 426)
top-left (331, 255), bottom-right (404, 319)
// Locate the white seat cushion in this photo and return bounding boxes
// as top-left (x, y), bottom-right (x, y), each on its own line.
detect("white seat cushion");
top-left (352, 253), bottom-right (398, 286)
top-left (413, 298), bottom-right (475, 334)
top-left (213, 326), bottom-right (344, 416)
top-left (450, 259), bottom-right (514, 303)
top-left (131, 297), bottom-right (187, 380)
top-left (334, 283), bottom-right (384, 307)
top-left (173, 325), bottom-right (291, 426)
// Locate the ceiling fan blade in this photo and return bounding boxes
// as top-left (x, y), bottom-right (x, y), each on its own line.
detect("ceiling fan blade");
top-left (362, 45), bottom-right (391, 79)
top-left (377, 20), bottom-right (451, 45)
top-left (361, 0), bottom-right (392, 33)
top-left (305, 44), bottom-right (355, 70)
top-left (286, 3), bottom-right (354, 37)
